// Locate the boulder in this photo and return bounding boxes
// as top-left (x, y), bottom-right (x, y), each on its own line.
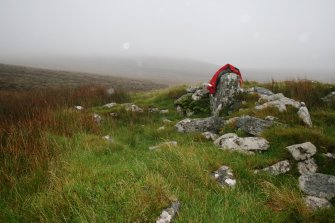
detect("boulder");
top-left (214, 133), bottom-right (269, 153)
top-left (299, 173), bottom-right (335, 199)
top-left (212, 166), bottom-right (236, 187)
top-left (201, 131), bottom-right (219, 141)
top-left (236, 115), bottom-right (277, 136)
top-left (304, 196), bottom-right (332, 210)
top-left (210, 73), bottom-right (242, 116)
top-left (175, 116), bottom-right (224, 133)
top-left (297, 103), bottom-right (313, 127)
top-left (149, 141), bottom-right (178, 150)
top-left (254, 160), bottom-right (291, 175)
top-left (321, 92), bottom-right (335, 104)
top-left (286, 142), bottom-right (317, 161)
top-left (298, 158), bottom-right (317, 175)
top-left (156, 200), bottom-right (181, 223)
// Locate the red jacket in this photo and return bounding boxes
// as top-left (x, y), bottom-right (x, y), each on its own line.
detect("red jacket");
top-left (207, 64), bottom-right (243, 94)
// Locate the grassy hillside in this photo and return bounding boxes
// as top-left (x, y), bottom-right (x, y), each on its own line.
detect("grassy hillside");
top-left (0, 80), bottom-right (335, 222)
top-left (0, 63), bottom-right (165, 91)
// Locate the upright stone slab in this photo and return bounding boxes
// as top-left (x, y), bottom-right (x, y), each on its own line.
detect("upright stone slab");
top-left (210, 73), bottom-right (241, 116)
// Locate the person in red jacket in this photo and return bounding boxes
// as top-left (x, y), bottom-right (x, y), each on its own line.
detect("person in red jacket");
top-left (207, 64), bottom-right (243, 94)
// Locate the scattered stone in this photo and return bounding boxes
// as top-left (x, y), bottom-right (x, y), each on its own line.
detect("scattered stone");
top-left (192, 89), bottom-right (208, 101)
top-left (264, 116), bottom-right (278, 121)
top-left (74, 105), bottom-right (84, 110)
top-left (102, 135), bottom-right (113, 142)
top-left (160, 109), bottom-right (169, 114)
top-left (163, 119), bottom-right (172, 124)
top-left (305, 196), bottom-right (332, 210)
top-left (286, 142), bottom-right (317, 161)
top-left (122, 103), bottom-right (144, 113)
top-left (93, 113), bottom-right (102, 124)
top-left (214, 133), bottom-right (269, 153)
top-left (201, 131), bottom-right (219, 141)
top-left (298, 158), bottom-right (318, 175)
top-left (110, 112), bottom-right (118, 117)
top-left (157, 126), bottom-right (165, 131)
top-left (210, 73), bottom-right (242, 116)
top-left (212, 166), bottom-right (236, 187)
top-left (236, 115), bottom-right (277, 136)
top-left (321, 92), bottom-right (335, 104)
top-left (299, 173), bottom-right (335, 199)
top-left (156, 200), bottom-right (181, 223)
top-left (175, 116), bottom-right (224, 133)
top-left (104, 102), bottom-right (117, 108)
top-left (322, 153), bottom-right (335, 159)
top-left (149, 107), bottom-right (160, 113)
top-left (149, 141), bottom-right (178, 150)
top-left (297, 102), bottom-right (313, 127)
top-left (254, 160), bottom-right (291, 175)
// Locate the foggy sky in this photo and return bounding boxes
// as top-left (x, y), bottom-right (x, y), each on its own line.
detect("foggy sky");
top-left (1, 0), bottom-right (335, 75)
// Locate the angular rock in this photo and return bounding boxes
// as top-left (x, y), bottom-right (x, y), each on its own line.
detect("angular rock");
top-left (214, 133), bottom-right (269, 153)
top-left (254, 160), bottom-right (291, 175)
top-left (299, 173), bottom-right (335, 199)
top-left (256, 93), bottom-right (301, 112)
top-left (201, 131), bottom-right (218, 141)
top-left (212, 166), bottom-right (236, 187)
top-left (305, 196), bottom-right (332, 210)
top-left (297, 103), bottom-right (313, 127)
top-left (175, 116), bottom-right (224, 133)
top-left (286, 142), bottom-right (317, 161)
top-left (149, 141), bottom-right (177, 150)
top-left (103, 102), bottom-right (117, 108)
top-left (156, 200), bottom-right (181, 223)
top-left (321, 92), bottom-right (335, 103)
top-left (236, 115), bottom-right (276, 136)
top-left (210, 73), bottom-right (242, 116)
top-left (298, 158), bottom-right (317, 175)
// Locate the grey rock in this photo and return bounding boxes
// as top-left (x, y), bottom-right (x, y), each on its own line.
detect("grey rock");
top-left (192, 89), bottom-right (208, 101)
top-left (254, 160), bottom-right (291, 175)
top-left (122, 103), bottom-right (144, 113)
top-left (298, 158), bottom-right (317, 175)
top-left (236, 115), bottom-right (276, 136)
top-left (248, 86), bottom-right (274, 96)
top-left (264, 116), bottom-right (278, 121)
top-left (322, 153), bottom-right (335, 159)
top-left (212, 165), bottom-right (236, 187)
top-left (214, 133), bottom-right (269, 153)
top-left (103, 102), bottom-right (117, 108)
top-left (210, 73), bottom-right (241, 116)
top-left (201, 131), bottom-right (219, 141)
top-left (297, 104), bottom-right (313, 127)
top-left (299, 173), bottom-right (335, 199)
top-left (176, 106), bottom-right (183, 115)
top-left (286, 142), bottom-right (317, 161)
top-left (175, 116), bottom-right (224, 133)
top-left (149, 141), bottom-right (178, 150)
top-left (305, 196), bottom-right (332, 210)
top-left (74, 105), bottom-right (84, 110)
top-left (156, 200), bottom-right (181, 223)
top-left (321, 92), bottom-right (335, 103)
top-left (256, 93), bottom-right (301, 112)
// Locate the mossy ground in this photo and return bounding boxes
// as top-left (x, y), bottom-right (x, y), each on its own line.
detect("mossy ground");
top-left (1, 82), bottom-right (335, 222)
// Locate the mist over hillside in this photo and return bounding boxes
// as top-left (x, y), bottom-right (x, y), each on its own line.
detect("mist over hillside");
top-left (1, 56), bottom-right (334, 84)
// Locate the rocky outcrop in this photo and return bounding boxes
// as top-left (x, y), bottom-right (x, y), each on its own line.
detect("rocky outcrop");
top-left (175, 116), bottom-right (224, 133)
top-left (235, 115), bottom-right (278, 136)
top-left (214, 133), bottom-right (269, 154)
top-left (299, 173), bottom-right (335, 200)
top-left (212, 166), bottom-right (236, 187)
top-left (156, 201), bottom-right (181, 223)
top-left (254, 160), bottom-right (291, 175)
top-left (286, 142), bottom-right (317, 161)
top-left (210, 73), bottom-right (242, 116)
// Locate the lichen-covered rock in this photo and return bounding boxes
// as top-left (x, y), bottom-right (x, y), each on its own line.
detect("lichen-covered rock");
top-left (299, 173), bottom-right (335, 199)
top-left (236, 115), bottom-right (277, 136)
top-left (256, 93), bottom-right (301, 112)
top-left (175, 116), bottom-right (224, 133)
top-left (298, 158), bottom-right (317, 175)
top-left (149, 141), bottom-right (177, 150)
top-left (286, 142), bottom-right (317, 161)
top-left (304, 196), bottom-right (332, 210)
top-left (212, 165), bottom-right (236, 187)
top-left (297, 103), bottom-right (313, 127)
top-left (156, 201), bottom-right (181, 223)
top-left (210, 73), bottom-right (241, 116)
top-left (201, 131), bottom-right (218, 141)
top-left (254, 160), bottom-right (291, 175)
top-left (214, 133), bottom-right (269, 153)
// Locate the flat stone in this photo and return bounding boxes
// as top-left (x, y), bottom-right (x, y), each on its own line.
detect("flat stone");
top-left (299, 173), bottom-right (335, 199)
top-left (286, 142), bottom-right (317, 161)
top-left (156, 200), bottom-right (181, 223)
top-left (212, 166), bottom-right (236, 187)
top-left (305, 196), bottom-right (332, 210)
top-left (175, 116), bottom-right (224, 133)
top-left (254, 160), bottom-right (291, 175)
top-left (201, 131), bottom-right (219, 141)
top-left (298, 158), bottom-right (317, 175)
top-left (236, 115), bottom-right (276, 136)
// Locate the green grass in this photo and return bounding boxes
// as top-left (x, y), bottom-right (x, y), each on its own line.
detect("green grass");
top-left (1, 83), bottom-right (335, 222)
